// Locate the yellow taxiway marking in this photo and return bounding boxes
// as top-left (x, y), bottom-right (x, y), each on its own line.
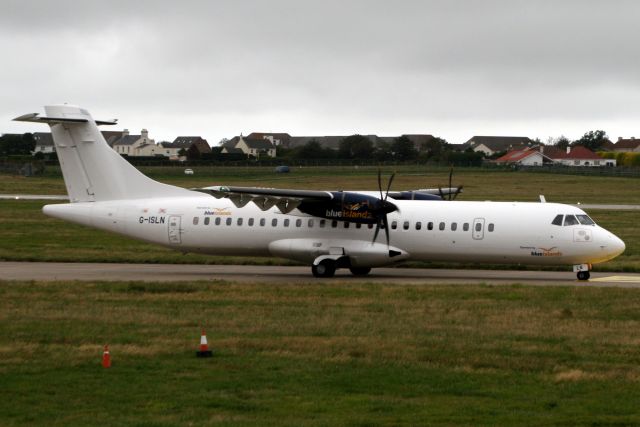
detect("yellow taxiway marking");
top-left (590, 276), bottom-right (640, 283)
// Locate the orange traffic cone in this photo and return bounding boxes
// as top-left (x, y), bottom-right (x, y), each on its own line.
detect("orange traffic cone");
top-left (102, 344), bottom-right (111, 368)
top-left (196, 329), bottom-right (213, 358)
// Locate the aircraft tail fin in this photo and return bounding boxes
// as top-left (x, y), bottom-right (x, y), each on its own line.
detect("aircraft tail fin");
top-left (14, 105), bottom-right (194, 202)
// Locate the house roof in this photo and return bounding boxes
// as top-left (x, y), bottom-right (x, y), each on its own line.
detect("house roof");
top-left (495, 148), bottom-right (542, 163)
top-left (33, 132), bottom-right (54, 146)
top-left (222, 147), bottom-right (244, 154)
top-left (614, 138), bottom-right (640, 150)
top-left (112, 135), bottom-right (141, 146)
top-left (241, 137), bottom-right (275, 150)
top-left (466, 136), bottom-right (534, 152)
top-left (160, 140), bottom-right (191, 149)
top-left (543, 146), bottom-right (602, 160)
top-left (173, 136), bottom-right (208, 145)
top-left (32, 131), bottom-right (125, 147)
top-left (246, 132), bottom-right (291, 143)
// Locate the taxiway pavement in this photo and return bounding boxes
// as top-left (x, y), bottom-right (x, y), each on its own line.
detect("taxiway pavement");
top-left (1, 262), bottom-right (639, 288)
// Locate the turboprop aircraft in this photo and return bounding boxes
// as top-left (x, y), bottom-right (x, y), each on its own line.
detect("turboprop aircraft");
top-left (14, 105), bottom-right (626, 280)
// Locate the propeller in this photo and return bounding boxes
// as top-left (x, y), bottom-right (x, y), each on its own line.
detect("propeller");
top-left (372, 170), bottom-right (397, 247)
top-left (438, 165), bottom-right (463, 200)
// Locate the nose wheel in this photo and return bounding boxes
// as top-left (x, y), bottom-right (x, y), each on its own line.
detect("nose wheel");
top-left (577, 271), bottom-right (590, 281)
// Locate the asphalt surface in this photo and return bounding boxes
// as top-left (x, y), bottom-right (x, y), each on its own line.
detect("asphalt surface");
top-left (1, 262), bottom-right (640, 288)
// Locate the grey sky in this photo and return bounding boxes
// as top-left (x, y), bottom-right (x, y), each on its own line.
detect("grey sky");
top-left (2, 0), bottom-right (640, 144)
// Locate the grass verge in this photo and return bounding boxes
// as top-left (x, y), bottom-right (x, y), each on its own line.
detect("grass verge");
top-left (1, 280), bottom-right (640, 426)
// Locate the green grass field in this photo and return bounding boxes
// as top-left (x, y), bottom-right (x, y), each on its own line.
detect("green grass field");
top-left (2, 280), bottom-right (640, 426)
top-left (4, 165), bottom-right (640, 204)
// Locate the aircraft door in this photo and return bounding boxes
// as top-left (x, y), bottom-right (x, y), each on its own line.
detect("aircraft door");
top-left (168, 215), bottom-right (182, 244)
top-left (472, 218), bottom-right (485, 240)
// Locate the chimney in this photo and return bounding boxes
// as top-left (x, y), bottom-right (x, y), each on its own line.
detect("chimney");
top-left (122, 129), bottom-right (129, 137)
top-left (141, 129), bottom-right (149, 140)
top-left (618, 136), bottom-right (623, 141)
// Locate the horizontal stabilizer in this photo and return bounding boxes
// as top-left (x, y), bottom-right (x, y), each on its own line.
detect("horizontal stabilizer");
top-left (13, 113), bottom-right (117, 126)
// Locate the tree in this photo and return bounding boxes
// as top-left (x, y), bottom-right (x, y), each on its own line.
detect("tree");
top-left (338, 135), bottom-right (373, 159)
top-left (0, 133), bottom-right (35, 156)
top-left (421, 137), bottom-right (449, 161)
top-left (295, 139), bottom-right (334, 159)
top-left (390, 135), bottom-right (418, 161)
top-left (549, 135), bottom-right (570, 150)
top-left (573, 130), bottom-right (609, 151)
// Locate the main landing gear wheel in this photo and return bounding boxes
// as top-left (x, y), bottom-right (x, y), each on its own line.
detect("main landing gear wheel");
top-left (312, 259), bottom-right (336, 278)
top-left (349, 267), bottom-right (371, 276)
top-left (577, 271), bottom-right (590, 281)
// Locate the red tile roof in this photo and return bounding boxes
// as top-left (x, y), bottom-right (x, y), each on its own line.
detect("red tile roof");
top-left (543, 146), bottom-right (602, 160)
top-left (495, 148), bottom-right (539, 163)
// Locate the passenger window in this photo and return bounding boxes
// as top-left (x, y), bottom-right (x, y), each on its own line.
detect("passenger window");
top-left (356, 223), bottom-right (362, 229)
top-left (272, 218), bottom-right (278, 227)
top-left (193, 217), bottom-right (199, 225)
top-left (204, 217), bottom-right (210, 225)
top-left (439, 222), bottom-right (445, 231)
top-left (488, 223), bottom-right (494, 232)
top-left (226, 217), bottom-right (232, 226)
top-left (475, 223), bottom-right (482, 232)
top-left (403, 221), bottom-right (409, 230)
top-left (284, 219), bottom-right (290, 227)
top-left (576, 215), bottom-right (595, 225)
top-left (248, 218), bottom-right (254, 226)
top-left (215, 217), bottom-right (221, 226)
top-left (344, 222), bottom-right (350, 228)
top-left (564, 215), bottom-right (579, 226)
top-left (463, 223), bottom-right (469, 231)
top-left (416, 221), bottom-right (422, 230)
top-left (237, 218), bottom-right (243, 226)
top-left (391, 221), bottom-right (398, 230)
top-left (451, 222), bottom-right (457, 231)
top-left (296, 219), bottom-right (302, 227)
top-left (551, 214), bottom-right (564, 226)
top-left (308, 219), bottom-right (314, 228)
top-left (427, 222), bottom-right (433, 230)
top-left (331, 220), bottom-right (338, 228)
top-left (260, 218), bottom-right (266, 227)
top-left (320, 220), bottom-right (326, 228)
top-left (367, 223), bottom-right (374, 229)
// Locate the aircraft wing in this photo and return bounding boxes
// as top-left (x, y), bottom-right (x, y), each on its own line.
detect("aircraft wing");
top-left (195, 186), bottom-right (333, 213)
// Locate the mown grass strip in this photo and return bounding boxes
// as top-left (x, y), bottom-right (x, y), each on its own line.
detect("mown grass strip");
top-left (1, 280), bottom-right (640, 426)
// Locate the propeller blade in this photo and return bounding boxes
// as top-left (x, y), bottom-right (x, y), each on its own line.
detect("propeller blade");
top-left (448, 166), bottom-right (453, 201)
top-left (372, 221), bottom-right (381, 244)
top-left (382, 214), bottom-right (390, 247)
top-left (384, 173), bottom-right (395, 201)
top-left (453, 185), bottom-right (463, 200)
top-left (377, 169), bottom-right (383, 201)
top-left (438, 187), bottom-right (444, 200)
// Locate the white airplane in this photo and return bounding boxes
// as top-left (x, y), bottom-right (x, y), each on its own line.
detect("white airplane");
top-left (14, 105), bottom-right (626, 280)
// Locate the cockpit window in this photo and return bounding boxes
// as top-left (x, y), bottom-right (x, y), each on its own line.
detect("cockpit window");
top-left (563, 215), bottom-right (579, 226)
top-left (551, 214), bottom-right (564, 226)
top-left (576, 214), bottom-right (595, 225)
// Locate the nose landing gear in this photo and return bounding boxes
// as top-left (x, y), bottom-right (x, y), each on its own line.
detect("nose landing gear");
top-left (576, 271), bottom-right (590, 281)
top-left (574, 263), bottom-right (592, 281)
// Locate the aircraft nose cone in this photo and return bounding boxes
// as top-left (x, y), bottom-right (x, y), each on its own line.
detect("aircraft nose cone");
top-left (602, 232), bottom-right (626, 258)
top-left (613, 235), bottom-right (626, 256)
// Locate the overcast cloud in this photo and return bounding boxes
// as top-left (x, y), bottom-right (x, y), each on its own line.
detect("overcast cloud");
top-left (2, 0), bottom-right (640, 144)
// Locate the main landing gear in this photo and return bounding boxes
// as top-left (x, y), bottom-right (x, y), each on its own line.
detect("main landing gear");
top-left (574, 264), bottom-right (592, 281)
top-left (312, 259), bottom-right (336, 278)
top-left (311, 259), bottom-right (372, 278)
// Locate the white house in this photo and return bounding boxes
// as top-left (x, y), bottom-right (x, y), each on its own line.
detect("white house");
top-left (112, 129), bottom-right (156, 156)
